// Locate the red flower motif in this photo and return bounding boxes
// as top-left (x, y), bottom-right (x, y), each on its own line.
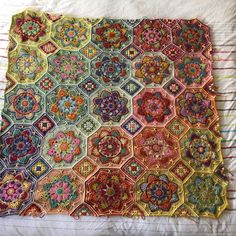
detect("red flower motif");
top-left (88, 127), bottom-right (132, 166)
top-left (14, 14), bottom-right (46, 42)
top-left (85, 169), bottom-right (133, 214)
top-left (172, 19), bottom-right (210, 53)
top-left (93, 19), bottom-right (129, 50)
top-left (140, 174), bottom-right (179, 212)
top-left (134, 20), bottom-right (171, 52)
top-left (133, 89), bottom-right (174, 125)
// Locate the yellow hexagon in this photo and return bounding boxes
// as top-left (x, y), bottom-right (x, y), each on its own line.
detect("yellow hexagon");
top-left (180, 128), bottom-right (223, 172)
top-left (51, 17), bottom-right (91, 50)
top-left (136, 170), bottom-right (184, 216)
top-left (184, 173), bottom-right (228, 218)
top-left (8, 45), bottom-right (47, 83)
top-left (10, 9), bottom-right (50, 45)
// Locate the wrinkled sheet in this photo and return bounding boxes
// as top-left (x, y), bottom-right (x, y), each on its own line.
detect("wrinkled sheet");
top-left (0, 0), bottom-right (235, 235)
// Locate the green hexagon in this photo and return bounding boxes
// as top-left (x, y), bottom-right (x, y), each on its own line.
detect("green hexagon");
top-left (47, 50), bottom-right (89, 84)
top-left (8, 45), bottom-right (47, 83)
top-left (3, 84), bottom-right (45, 124)
top-left (46, 85), bottom-right (88, 125)
top-left (42, 125), bottom-right (86, 168)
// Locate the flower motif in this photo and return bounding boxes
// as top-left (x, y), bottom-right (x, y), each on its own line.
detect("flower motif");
top-left (91, 53), bottom-right (129, 86)
top-left (48, 50), bottom-right (89, 83)
top-left (173, 19), bottom-right (210, 53)
top-left (43, 175), bottom-right (77, 209)
top-left (140, 174), bottom-right (179, 212)
top-left (175, 56), bottom-right (209, 86)
top-left (134, 54), bottom-right (172, 85)
top-left (47, 86), bottom-right (87, 125)
top-left (88, 127), bottom-right (132, 166)
top-left (10, 47), bottom-right (45, 82)
top-left (6, 86), bottom-right (43, 122)
top-left (85, 169), bottom-right (133, 214)
top-left (1, 126), bottom-right (40, 166)
top-left (92, 19), bottom-right (130, 50)
top-left (0, 171), bottom-right (34, 215)
top-left (186, 175), bottom-right (225, 215)
top-left (46, 130), bottom-right (82, 164)
top-left (134, 20), bottom-right (171, 52)
top-left (13, 14), bottom-right (46, 42)
top-left (52, 20), bottom-right (89, 49)
top-left (133, 89), bottom-right (173, 125)
top-left (134, 128), bottom-right (179, 168)
top-left (181, 129), bottom-right (222, 170)
top-left (35, 170), bottom-right (82, 213)
top-left (93, 90), bottom-right (129, 123)
top-left (177, 90), bottom-right (214, 125)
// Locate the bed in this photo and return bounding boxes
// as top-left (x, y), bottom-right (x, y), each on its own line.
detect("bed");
top-left (0, 0), bottom-right (235, 235)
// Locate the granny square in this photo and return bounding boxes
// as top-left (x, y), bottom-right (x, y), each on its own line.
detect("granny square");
top-left (0, 9), bottom-right (228, 218)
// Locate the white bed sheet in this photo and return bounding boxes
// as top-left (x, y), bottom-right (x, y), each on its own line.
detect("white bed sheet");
top-left (0, 0), bottom-right (235, 235)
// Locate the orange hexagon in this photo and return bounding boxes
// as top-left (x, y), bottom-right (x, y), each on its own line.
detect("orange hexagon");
top-left (87, 126), bottom-right (132, 167)
top-left (35, 169), bottom-right (83, 214)
top-left (133, 127), bottom-right (180, 169)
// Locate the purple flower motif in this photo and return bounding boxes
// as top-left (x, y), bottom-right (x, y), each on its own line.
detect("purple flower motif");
top-left (181, 129), bottom-right (220, 170)
top-left (0, 171), bottom-right (34, 215)
top-left (93, 90), bottom-right (129, 122)
top-left (91, 53), bottom-right (129, 86)
top-left (178, 91), bottom-right (214, 125)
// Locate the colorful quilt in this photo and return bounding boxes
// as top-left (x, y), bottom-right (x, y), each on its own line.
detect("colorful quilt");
top-left (0, 9), bottom-right (228, 218)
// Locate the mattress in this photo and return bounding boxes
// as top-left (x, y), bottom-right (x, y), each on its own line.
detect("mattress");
top-left (0, 0), bottom-right (235, 235)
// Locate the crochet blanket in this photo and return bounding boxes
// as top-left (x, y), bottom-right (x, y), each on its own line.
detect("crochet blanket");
top-left (0, 9), bottom-right (228, 218)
